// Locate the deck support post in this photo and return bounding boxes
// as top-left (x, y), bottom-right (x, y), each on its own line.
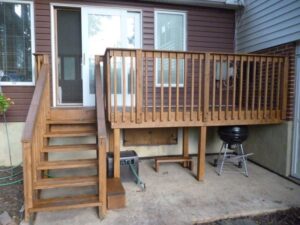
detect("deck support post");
top-left (113, 128), bottom-right (120, 178)
top-left (182, 127), bottom-right (189, 167)
top-left (197, 126), bottom-right (207, 181)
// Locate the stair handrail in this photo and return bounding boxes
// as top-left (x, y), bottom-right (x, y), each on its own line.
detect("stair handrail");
top-left (22, 55), bottom-right (50, 142)
top-left (95, 55), bottom-right (107, 218)
top-left (21, 54), bottom-right (50, 221)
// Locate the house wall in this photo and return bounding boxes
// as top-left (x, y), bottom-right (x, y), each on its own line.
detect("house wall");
top-left (2, 0), bottom-right (235, 123)
top-left (236, 0), bottom-right (300, 53)
top-left (0, 0), bottom-right (235, 165)
top-left (0, 122), bottom-right (24, 166)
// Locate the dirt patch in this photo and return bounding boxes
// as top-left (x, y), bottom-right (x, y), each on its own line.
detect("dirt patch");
top-left (199, 208), bottom-right (300, 225)
top-left (0, 167), bottom-right (24, 224)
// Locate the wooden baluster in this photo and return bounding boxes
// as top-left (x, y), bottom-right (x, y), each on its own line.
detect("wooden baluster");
top-left (232, 56), bottom-right (237, 120)
top-left (276, 58), bottom-right (282, 119)
top-left (106, 53), bottom-right (111, 121)
top-left (245, 56), bottom-right (250, 119)
top-left (212, 55), bottom-right (216, 121)
top-left (145, 55), bottom-right (148, 122)
top-left (218, 56), bottom-right (223, 120)
top-left (251, 57), bottom-right (257, 119)
top-left (136, 50), bottom-right (143, 124)
top-left (122, 54), bottom-right (126, 122)
top-left (153, 52), bottom-right (156, 122)
top-left (130, 51), bottom-right (134, 122)
top-left (191, 54), bottom-right (195, 121)
top-left (258, 57), bottom-right (263, 119)
top-left (183, 54), bottom-right (188, 121)
top-left (225, 55), bottom-right (230, 120)
top-left (282, 57), bottom-right (289, 120)
top-left (270, 57), bottom-right (275, 119)
top-left (264, 57), bottom-right (270, 119)
top-left (176, 53), bottom-right (179, 121)
top-left (238, 56), bottom-right (244, 120)
top-left (113, 54), bottom-right (117, 123)
top-left (160, 52), bottom-right (164, 121)
top-left (198, 54), bottom-right (202, 121)
top-left (168, 54), bottom-right (172, 121)
top-left (203, 53), bottom-right (210, 122)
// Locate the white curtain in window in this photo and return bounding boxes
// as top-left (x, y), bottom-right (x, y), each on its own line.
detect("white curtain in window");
top-left (155, 12), bottom-right (185, 86)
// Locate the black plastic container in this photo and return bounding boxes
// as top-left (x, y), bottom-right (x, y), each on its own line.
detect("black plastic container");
top-left (107, 150), bottom-right (139, 182)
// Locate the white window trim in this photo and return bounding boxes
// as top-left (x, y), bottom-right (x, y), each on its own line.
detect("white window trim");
top-left (154, 10), bottom-right (187, 87)
top-left (0, 0), bottom-right (35, 86)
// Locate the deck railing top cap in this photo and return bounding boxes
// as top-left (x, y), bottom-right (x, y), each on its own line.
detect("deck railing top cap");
top-left (104, 48), bottom-right (286, 59)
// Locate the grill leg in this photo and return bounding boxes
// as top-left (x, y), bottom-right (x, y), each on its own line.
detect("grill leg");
top-left (218, 143), bottom-right (228, 175)
top-left (240, 144), bottom-right (249, 177)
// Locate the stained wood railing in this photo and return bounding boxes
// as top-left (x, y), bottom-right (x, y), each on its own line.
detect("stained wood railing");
top-left (103, 49), bottom-right (288, 128)
top-left (21, 55), bottom-right (50, 221)
top-left (95, 56), bottom-right (108, 217)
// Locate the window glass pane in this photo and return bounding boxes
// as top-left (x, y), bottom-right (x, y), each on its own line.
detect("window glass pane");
top-left (64, 57), bottom-right (76, 80)
top-left (156, 12), bottom-right (185, 86)
top-left (0, 2), bottom-right (33, 83)
top-left (156, 13), bottom-right (184, 51)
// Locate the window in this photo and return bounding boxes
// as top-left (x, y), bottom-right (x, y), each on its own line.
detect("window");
top-left (155, 11), bottom-right (186, 87)
top-left (0, 1), bottom-right (35, 85)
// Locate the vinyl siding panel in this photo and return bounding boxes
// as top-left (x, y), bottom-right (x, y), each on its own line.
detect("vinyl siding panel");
top-left (236, 0), bottom-right (300, 52)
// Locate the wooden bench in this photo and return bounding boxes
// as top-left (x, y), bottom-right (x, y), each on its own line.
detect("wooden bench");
top-left (154, 156), bottom-right (193, 172)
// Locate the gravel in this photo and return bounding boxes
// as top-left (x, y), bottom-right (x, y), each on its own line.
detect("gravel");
top-left (199, 208), bottom-right (300, 225)
top-left (0, 167), bottom-right (24, 224)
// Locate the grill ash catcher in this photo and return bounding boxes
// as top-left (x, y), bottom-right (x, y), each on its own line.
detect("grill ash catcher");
top-left (107, 150), bottom-right (146, 191)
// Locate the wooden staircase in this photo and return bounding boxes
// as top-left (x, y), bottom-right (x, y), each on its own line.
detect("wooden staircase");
top-left (26, 108), bottom-right (107, 218)
top-left (21, 55), bottom-right (109, 222)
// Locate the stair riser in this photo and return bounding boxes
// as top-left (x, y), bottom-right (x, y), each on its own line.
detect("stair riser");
top-left (50, 124), bottom-right (96, 133)
top-left (50, 108), bottom-right (96, 121)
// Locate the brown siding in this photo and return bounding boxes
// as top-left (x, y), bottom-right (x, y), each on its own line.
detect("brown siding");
top-left (254, 42), bottom-right (296, 120)
top-left (2, 0), bottom-right (235, 122)
top-left (2, 86), bottom-right (34, 122)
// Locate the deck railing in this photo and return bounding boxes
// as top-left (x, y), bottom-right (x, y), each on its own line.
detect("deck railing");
top-left (22, 54), bottom-right (50, 221)
top-left (103, 48), bottom-right (288, 128)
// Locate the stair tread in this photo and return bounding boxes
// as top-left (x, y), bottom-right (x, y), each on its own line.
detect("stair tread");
top-left (44, 130), bottom-right (97, 138)
top-left (37, 159), bottom-right (97, 170)
top-left (46, 119), bottom-right (96, 124)
top-left (30, 194), bottom-right (101, 212)
top-left (34, 176), bottom-right (98, 190)
top-left (42, 144), bottom-right (97, 152)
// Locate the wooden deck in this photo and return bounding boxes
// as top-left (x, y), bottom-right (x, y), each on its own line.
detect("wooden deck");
top-left (21, 49), bottom-right (288, 222)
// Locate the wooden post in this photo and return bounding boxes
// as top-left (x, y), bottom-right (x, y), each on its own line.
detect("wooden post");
top-left (113, 129), bottom-right (120, 178)
top-left (197, 126), bottom-right (207, 181)
top-left (182, 127), bottom-right (189, 167)
top-left (23, 142), bottom-right (33, 222)
top-left (282, 56), bottom-right (289, 120)
top-left (136, 50), bottom-right (143, 123)
top-left (203, 53), bottom-right (210, 122)
top-left (98, 137), bottom-right (107, 218)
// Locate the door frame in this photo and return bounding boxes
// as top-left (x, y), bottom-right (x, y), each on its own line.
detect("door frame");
top-left (50, 3), bottom-right (142, 107)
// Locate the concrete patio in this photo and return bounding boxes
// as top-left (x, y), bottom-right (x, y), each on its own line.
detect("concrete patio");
top-left (33, 156), bottom-right (300, 225)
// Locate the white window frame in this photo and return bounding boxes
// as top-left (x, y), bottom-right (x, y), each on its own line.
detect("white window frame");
top-left (154, 10), bottom-right (187, 87)
top-left (0, 0), bottom-right (35, 86)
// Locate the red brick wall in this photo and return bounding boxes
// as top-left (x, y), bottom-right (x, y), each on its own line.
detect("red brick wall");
top-left (254, 42), bottom-right (296, 120)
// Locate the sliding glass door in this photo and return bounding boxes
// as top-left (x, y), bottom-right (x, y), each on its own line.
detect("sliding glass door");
top-left (81, 8), bottom-right (141, 106)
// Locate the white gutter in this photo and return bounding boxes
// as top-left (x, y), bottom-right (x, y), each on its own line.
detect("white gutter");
top-left (143, 0), bottom-right (244, 9)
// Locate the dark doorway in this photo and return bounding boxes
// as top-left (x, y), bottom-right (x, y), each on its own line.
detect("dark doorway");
top-left (57, 8), bottom-right (82, 104)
